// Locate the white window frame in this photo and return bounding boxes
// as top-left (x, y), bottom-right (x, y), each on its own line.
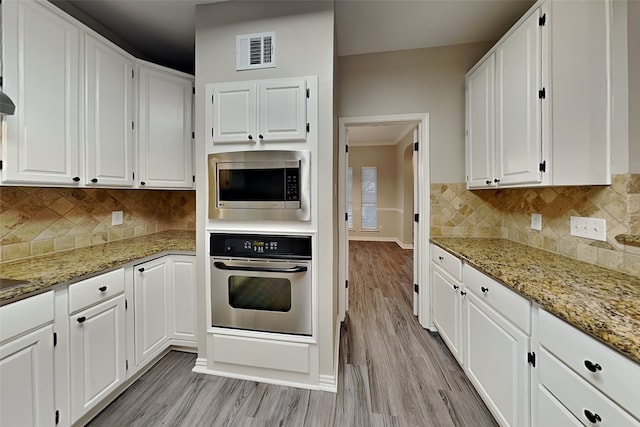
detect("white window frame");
top-left (360, 166), bottom-right (377, 230)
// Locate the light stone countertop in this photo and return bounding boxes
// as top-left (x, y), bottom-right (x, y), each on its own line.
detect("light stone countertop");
top-left (430, 237), bottom-right (640, 365)
top-left (0, 230), bottom-right (195, 306)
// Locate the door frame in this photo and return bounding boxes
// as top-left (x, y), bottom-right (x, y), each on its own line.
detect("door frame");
top-left (338, 113), bottom-right (430, 327)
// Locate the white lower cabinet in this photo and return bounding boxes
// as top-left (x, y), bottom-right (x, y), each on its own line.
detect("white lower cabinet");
top-left (69, 294), bottom-right (126, 423)
top-left (0, 325), bottom-right (55, 427)
top-left (536, 384), bottom-right (584, 426)
top-left (464, 290), bottom-right (530, 427)
top-left (534, 309), bottom-right (640, 426)
top-left (169, 255), bottom-right (197, 343)
top-left (134, 257), bottom-right (171, 367)
top-left (0, 291), bottom-right (55, 427)
top-left (432, 267), bottom-right (463, 364)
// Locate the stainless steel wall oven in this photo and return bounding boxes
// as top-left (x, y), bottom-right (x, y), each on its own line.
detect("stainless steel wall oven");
top-left (208, 150), bottom-right (310, 221)
top-left (210, 233), bottom-right (312, 336)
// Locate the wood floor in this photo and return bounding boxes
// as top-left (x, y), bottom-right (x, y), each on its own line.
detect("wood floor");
top-left (88, 241), bottom-right (497, 427)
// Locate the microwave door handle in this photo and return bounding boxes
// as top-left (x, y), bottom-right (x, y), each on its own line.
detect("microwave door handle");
top-left (213, 261), bottom-right (307, 274)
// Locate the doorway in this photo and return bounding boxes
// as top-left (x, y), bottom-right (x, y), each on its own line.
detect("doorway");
top-left (338, 113), bottom-right (430, 327)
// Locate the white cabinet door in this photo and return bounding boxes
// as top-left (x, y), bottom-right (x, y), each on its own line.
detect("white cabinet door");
top-left (138, 65), bottom-right (193, 189)
top-left (464, 291), bottom-right (530, 427)
top-left (169, 256), bottom-right (197, 343)
top-left (84, 35), bottom-right (134, 187)
top-left (1, 0), bottom-right (80, 185)
top-left (211, 81), bottom-right (257, 143)
top-left (432, 267), bottom-right (463, 364)
top-left (0, 324), bottom-right (55, 427)
top-left (495, 9), bottom-right (542, 186)
top-left (258, 79), bottom-right (307, 142)
top-left (69, 294), bottom-right (126, 423)
top-left (134, 257), bottom-right (170, 366)
top-left (466, 54), bottom-right (495, 189)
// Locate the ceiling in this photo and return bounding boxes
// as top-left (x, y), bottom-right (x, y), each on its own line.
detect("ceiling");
top-left (58, 0), bottom-right (535, 75)
top-left (56, 0), bottom-right (534, 145)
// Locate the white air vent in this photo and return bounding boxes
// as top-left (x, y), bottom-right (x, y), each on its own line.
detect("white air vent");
top-left (236, 32), bottom-right (276, 71)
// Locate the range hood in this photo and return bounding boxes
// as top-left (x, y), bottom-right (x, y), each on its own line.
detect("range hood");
top-left (0, 91), bottom-right (16, 116)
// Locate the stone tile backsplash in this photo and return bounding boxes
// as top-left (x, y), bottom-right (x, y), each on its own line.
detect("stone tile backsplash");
top-left (430, 174), bottom-right (640, 277)
top-left (1, 187), bottom-right (195, 262)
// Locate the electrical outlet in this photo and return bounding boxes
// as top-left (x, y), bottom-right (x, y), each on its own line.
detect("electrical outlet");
top-left (112, 210), bottom-right (123, 226)
top-left (531, 213), bottom-right (542, 231)
top-left (570, 216), bottom-right (606, 241)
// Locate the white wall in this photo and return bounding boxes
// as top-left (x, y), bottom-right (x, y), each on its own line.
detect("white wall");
top-left (338, 42), bottom-right (493, 183)
top-left (628, 0), bottom-right (640, 173)
top-left (194, 1), bottom-right (336, 379)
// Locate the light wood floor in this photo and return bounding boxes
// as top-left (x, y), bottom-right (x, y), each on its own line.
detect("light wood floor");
top-left (88, 241), bottom-right (497, 427)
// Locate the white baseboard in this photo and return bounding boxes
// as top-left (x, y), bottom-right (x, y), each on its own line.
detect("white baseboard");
top-left (348, 235), bottom-right (413, 250)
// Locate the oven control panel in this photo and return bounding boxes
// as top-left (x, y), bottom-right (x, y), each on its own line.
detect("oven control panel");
top-left (210, 233), bottom-right (312, 259)
top-left (242, 239), bottom-right (278, 253)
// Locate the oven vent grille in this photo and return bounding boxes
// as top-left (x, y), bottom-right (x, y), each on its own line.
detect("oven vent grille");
top-left (236, 32), bottom-right (276, 70)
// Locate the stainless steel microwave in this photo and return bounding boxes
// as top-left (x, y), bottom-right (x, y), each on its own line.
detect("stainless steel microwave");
top-left (208, 150), bottom-right (310, 221)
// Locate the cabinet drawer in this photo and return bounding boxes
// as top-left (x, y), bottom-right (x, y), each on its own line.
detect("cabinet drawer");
top-left (464, 265), bottom-right (530, 333)
top-left (539, 309), bottom-right (640, 419)
top-left (539, 347), bottom-right (638, 426)
top-left (68, 269), bottom-right (125, 314)
top-left (431, 245), bottom-right (462, 281)
top-left (0, 291), bottom-right (54, 342)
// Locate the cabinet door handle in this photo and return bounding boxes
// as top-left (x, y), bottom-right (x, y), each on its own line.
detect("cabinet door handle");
top-left (583, 409), bottom-right (602, 423)
top-left (248, 134), bottom-right (253, 140)
top-left (77, 316), bottom-right (87, 323)
top-left (485, 180), bottom-right (491, 185)
top-left (91, 178), bottom-right (98, 183)
top-left (493, 178), bottom-right (500, 183)
top-left (140, 181), bottom-right (146, 186)
top-left (138, 267), bottom-right (145, 273)
top-left (438, 256), bottom-right (444, 261)
top-left (453, 285), bottom-right (459, 290)
top-left (460, 291), bottom-right (467, 296)
top-left (258, 134), bottom-right (264, 140)
top-left (98, 286), bottom-right (107, 292)
top-left (72, 176), bottom-right (81, 182)
top-left (481, 286), bottom-right (489, 293)
top-left (584, 360), bottom-right (602, 372)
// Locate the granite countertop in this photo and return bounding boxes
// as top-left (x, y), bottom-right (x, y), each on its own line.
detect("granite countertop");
top-left (0, 230), bottom-right (195, 306)
top-left (615, 234), bottom-right (640, 248)
top-left (430, 237), bottom-right (640, 365)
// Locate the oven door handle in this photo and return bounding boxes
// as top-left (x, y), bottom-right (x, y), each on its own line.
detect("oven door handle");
top-left (213, 261), bottom-right (308, 274)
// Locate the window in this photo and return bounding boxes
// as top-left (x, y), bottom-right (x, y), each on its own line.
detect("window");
top-left (346, 167), bottom-right (353, 229)
top-left (361, 166), bottom-right (377, 229)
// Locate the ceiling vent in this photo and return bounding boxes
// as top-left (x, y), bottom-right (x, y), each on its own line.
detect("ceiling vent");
top-left (236, 32), bottom-right (276, 71)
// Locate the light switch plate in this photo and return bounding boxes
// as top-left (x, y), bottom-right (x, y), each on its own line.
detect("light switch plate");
top-left (531, 213), bottom-right (542, 231)
top-left (570, 216), bottom-right (606, 241)
top-left (112, 211), bottom-right (123, 226)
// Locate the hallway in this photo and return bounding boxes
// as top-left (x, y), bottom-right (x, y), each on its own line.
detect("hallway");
top-left (88, 241), bottom-right (496, 426)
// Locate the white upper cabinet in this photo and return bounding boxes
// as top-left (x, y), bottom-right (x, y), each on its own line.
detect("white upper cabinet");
top-left (137, 64), bottom-right (194, 189)
top-left (84, 35), bottom-right (135, 187)
top-left (1, 0), bottom-right (81, 185)
top-left (466, 0), bottom-right (612, 189)
top-left (466, 55), bottom-right (496, 188)
top-left (258, 79), bottom-right (308, 142)
top-left (495, 10), bottom-right (542, 186)
top-left (211, 82), bottom-right (257, 143)
top-left (209, 78), bottom-right (308, 144)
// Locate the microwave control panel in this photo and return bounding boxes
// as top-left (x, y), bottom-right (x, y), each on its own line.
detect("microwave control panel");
top-left (285, 168), bottom-right (300, 201)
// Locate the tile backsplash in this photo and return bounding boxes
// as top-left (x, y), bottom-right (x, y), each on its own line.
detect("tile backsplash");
top-left (431, 174), bottom-right (640, 277)
top-left (0, 187), bottom-right (195, 262)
